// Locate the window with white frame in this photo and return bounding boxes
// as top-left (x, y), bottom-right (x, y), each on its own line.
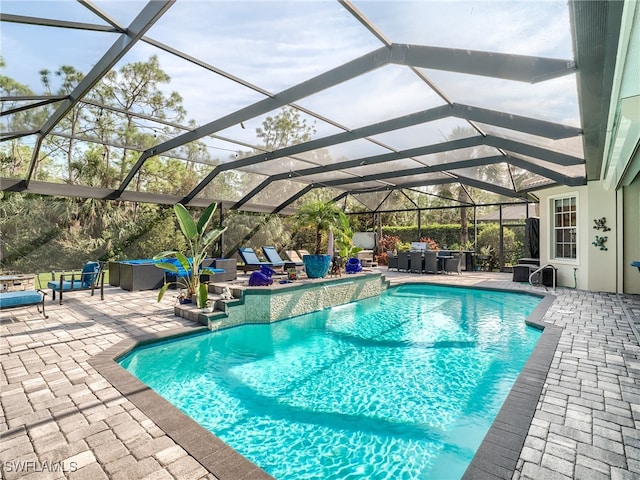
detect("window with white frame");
top-left (553, 196), bottom-right (577, 259)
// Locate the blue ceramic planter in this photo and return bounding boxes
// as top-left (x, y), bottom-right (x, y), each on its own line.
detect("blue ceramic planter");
top-left (303, 254), bottom-right (332, 279)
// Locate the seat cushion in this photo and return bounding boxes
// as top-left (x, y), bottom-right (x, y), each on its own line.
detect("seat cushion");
top-left (81, 261), bottom-right (101, 288)
top-left (166, 268), bottom-right (225, 281)
top-left (0, 290), bottom-right (43, 308)
top-left (173, 267), bottom-right (224, 276)
top-left (48, 280), bottom-right (92, 291)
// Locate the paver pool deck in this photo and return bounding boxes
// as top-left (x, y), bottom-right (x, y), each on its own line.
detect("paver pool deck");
top-left (1, 270), bottom-right (639, 479)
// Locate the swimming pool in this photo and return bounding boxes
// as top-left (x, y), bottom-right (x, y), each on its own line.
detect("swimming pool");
top-left (120, 284), bottom-right (542, 479)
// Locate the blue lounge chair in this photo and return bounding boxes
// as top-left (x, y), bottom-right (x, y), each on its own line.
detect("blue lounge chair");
top-left (238, 247), bottom-right (282, 272)
top-left (47, 261), bottom-right (105, 304)
top-left (262, 246), bottom-right (303, 270)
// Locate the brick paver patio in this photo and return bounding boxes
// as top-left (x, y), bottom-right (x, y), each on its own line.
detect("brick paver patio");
top-left (1, 271), bottom-right (639, 479)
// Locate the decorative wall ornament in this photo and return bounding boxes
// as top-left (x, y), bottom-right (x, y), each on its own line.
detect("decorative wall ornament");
top-left (592, 217), bottom-right (610, 251)
top-left (593, 217), bottom-right (611, 232)
top-left (592, 235), bottom-right (608, 251)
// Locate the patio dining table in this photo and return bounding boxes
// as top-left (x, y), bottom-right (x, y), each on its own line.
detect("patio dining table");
top-left (394, 252), bottom-right (454, 274)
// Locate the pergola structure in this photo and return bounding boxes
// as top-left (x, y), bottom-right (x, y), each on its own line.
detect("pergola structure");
top-left (0, 1), bottom-right (623, 216)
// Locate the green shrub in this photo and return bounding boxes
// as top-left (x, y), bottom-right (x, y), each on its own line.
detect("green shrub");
top-left (396, 241), bottom-right (412, 253)
top-left (477, 224), bottom-right (517, 270)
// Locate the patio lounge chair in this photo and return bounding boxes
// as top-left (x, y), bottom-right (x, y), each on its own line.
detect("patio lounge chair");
top-left (284, 250), bottom-right (304, 264)
top-left (47, 261), bottom-right (105, 305)
top-left (263, 246), bottom-right (303, 270)
top-left (238, 247), bottom-right (283, 272)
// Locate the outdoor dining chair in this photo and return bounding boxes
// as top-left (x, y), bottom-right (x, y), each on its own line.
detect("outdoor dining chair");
top-left (424, 251), bottom-right (438, 274)
top-left (386, 251), bottom-right (398, 271)
top-left (444, 253), bottom-right (463, 275)
top-left (410, 251), bottom-right (424, 273)
top-left (397, 252), bottom-right (410, 272)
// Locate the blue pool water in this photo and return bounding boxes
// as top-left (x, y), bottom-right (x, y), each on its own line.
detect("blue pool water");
top-left (120, 284), bottom-right (542, 479)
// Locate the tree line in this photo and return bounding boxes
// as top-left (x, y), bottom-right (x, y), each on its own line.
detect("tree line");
top-left (1, 55), bottom-right (520, 273)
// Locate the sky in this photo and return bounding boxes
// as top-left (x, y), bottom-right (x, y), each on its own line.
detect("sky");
top-left (1, 0), bottom-right (581, 160)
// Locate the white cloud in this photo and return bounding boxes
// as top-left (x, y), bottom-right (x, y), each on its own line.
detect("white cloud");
top-left (352, 0), bottom-right (573, 57)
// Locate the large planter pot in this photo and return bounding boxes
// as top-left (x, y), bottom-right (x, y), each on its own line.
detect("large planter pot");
top-left (303, 254), bottom-right (332, 279)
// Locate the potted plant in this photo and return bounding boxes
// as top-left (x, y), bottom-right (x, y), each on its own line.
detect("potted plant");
top-left (177, 290), bottom-right (192, 305)
top-left (335, 221), bottom-right (362, 270)
top-left (477, 245), bottom-right (494, 271)
top-left (293, 200), bottom-right (349, 278)
top-left (154, 201), bottom-right (227, 308)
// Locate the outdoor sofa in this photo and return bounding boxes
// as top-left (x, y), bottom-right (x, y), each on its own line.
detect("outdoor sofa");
top-left (109, 258), bottom-right (236, 291)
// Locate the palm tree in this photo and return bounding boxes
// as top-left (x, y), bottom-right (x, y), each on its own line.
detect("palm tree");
top-left (293, 201), bottom-right (349, 254)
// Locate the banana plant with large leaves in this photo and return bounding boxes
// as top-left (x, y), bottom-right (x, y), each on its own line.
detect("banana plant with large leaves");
top-left (154, 202), bottom-right (226, 308)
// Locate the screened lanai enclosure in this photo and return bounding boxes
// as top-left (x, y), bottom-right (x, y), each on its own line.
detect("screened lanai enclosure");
top-left (0, 1), bottom-right (622, 271)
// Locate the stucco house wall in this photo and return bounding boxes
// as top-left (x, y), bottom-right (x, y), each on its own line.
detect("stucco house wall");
top-left (537, 181), bottom-right (617, 293)
top-left (537, 175), bottom-right (639, 294)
